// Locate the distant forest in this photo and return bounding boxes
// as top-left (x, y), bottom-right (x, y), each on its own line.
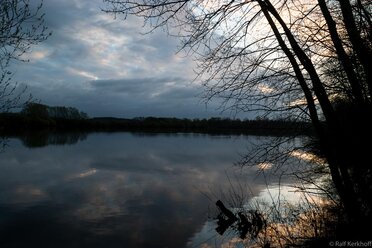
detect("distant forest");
top-left (0, 103), bottom-right (313, 135)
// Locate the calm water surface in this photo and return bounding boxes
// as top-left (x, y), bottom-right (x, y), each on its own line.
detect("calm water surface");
top-left (0, 132), bottom-right (305, 248)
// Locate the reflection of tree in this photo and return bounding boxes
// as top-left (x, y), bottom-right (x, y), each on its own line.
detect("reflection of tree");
top-left (0, 137), bottom-right (8, 153)
top-left (20, 131), bottom-right (88, 148)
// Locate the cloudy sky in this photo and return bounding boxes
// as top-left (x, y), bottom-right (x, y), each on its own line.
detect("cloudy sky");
top-left (11, 0), bottom-right (240, 118)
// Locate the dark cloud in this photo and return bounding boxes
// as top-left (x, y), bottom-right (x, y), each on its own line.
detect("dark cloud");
top-left (9, 0), bottom-right (249, 118)
top-left (26, 78), bottom-right (217, 118)
top-left (90, 77), bottom-right (187, 94)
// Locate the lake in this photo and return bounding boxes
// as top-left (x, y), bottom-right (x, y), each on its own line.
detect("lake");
top-left (0, 132), bottom-right (309, 248)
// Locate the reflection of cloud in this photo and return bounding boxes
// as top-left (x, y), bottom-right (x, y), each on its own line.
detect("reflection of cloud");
top-left (256, 185), bottom-right (304, 204)
top-left (290, 150), bottom-right (324, 164)
top-left (12, 185), bottom-right (47, 203)
top-left (16, 186), bottom-right (45, 197)
top-left (0, 133), bottom-right (305, 247)
top-left (189, 220), bottom-right (246, 248)
top-left (220, 237), bottom-right (245, 248)
top-left (74, 190), bottom-right (122, 222)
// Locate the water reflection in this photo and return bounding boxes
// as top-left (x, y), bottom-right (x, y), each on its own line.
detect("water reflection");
top-left (0, 132), bottom-right (307, 247)
top-left (2, 130), bottom-right (88, 148)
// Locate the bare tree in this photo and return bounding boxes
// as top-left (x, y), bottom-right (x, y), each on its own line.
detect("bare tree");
top-left (0, 0), bottom-right (51, 112)
top-left (103, 0), bottom-right (372, 224)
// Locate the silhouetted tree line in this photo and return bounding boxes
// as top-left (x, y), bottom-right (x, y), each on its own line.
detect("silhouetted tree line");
top-left (0, 103), bottom-right (312, 135)
top-left (21, 103), bottom-right (89, 120)
top-left (0, 103), bottom-right (89, 129)
top-left (89, 116), bottom-right (312, 135)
